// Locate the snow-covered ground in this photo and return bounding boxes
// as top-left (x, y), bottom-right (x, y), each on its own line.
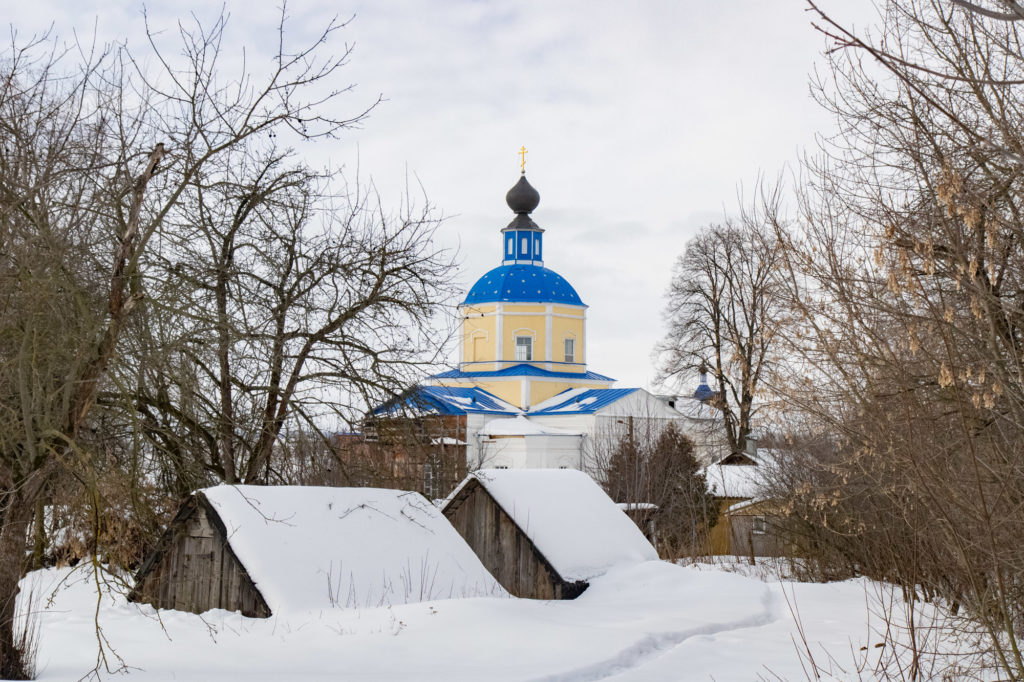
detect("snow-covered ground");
top-left (17, 559), bottom-right (984, 681)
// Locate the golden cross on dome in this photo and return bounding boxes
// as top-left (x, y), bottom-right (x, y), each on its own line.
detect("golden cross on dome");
top-left (519, 146), bottom-right (528, 174)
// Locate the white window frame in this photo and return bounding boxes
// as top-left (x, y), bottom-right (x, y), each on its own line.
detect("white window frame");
top-left (564, 337), bottom-right (575, 363)
top-left (515, 335), bottom-right (533, 361)
top-left (752, 516), bottom-right (768, 535)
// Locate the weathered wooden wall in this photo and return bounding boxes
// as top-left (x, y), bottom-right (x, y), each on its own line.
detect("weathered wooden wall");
top-left (444, 481), bottom-right (586, 600)
top-left (708, 496), bottom-right (748, 555)
top-left (130, 499), bottom-right (271, 618)
top-left (728, 513), bottom-right (788, 559)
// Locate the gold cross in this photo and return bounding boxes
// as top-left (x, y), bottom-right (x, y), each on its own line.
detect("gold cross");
top-left (519, 146), bottom-right (528, 173)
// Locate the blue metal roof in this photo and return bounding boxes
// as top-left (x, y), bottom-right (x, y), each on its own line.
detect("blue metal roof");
top-left (431, 364), bottom-right (614, 382)
top-left (463, 264), bottom-right (585, 306)
top-left (373, 385), bottom-right (519, 416)
top-left (693, 382), bottom-right (717, 401)
top-left (530, 388), bottom-right (640, 415)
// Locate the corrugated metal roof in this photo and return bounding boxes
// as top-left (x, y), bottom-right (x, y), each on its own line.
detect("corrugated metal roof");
top-left (373, 385), bottom-right (520, 416)
top-left (431, 365), bottom-right (615, 382)
top-left (463, 264), bottom-right (585, 306)
top-left (529, 388), bottom-right (640, 415)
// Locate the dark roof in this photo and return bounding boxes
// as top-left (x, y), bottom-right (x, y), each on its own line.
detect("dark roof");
top-left (463, 264), bottom-right (585, 306)
top-left (431, 364), bottom-right (614, 382)
top-left (503, 213), bottom-right (541, 231)
top-left (506, 175), bottom-right (540, 214)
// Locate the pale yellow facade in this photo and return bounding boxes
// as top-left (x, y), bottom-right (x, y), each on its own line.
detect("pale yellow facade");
top-left (460, 302), bottom-right (587, 372)
top-left (446, 299), bottom-right (609, 410)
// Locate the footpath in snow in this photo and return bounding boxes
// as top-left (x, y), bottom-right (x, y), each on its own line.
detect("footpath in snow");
top-left (14, 558), bottom-right (980, 681)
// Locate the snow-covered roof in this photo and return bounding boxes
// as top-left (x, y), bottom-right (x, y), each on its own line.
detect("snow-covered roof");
top-left (447, 469), bottom-right (657, 582)
top-left (200, 485), bottom-right (505, 612)
top-left (431, 436), bottom-right (466, 446)
top-left (478, 415), bottom-right (583, 437)
top-left (673, 397), bottom-right (725, 421)
top-left (372, 385), bottom-right (519, 416)
top-left (529, 388), bottom-right (640, 415)
top-left (703, 463), bottom-right (765, 499)
top-left (616, 502), bottom-right (658, 511)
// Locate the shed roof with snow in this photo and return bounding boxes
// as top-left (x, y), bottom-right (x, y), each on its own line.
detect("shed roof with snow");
top-left (703, 461), bottom-right (765, 500)
top-left (130, 485), bottom-right (505, 617)
top-left (441, 469), bottom-right (657, 599)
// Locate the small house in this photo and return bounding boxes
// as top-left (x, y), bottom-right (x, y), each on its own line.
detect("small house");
top-left (441, 469), bottom-right (658, 599)
top-left (724, 497), bottom-right (789, 559)
top-left (129, 485), bottom-right (504, 617)
top-left (703, 454), bottom-right (766, 555)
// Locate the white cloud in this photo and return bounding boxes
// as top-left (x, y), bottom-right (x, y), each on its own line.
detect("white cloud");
top-left (6, 0), bottom-right (872, 392)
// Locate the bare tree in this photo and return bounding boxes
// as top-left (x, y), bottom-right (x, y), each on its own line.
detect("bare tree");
top-left (599, 421), bottom-right (717, 558)
top-left (761, 1), bottom-right (1024, 678)
top-left (114, 148), bottom-right (456, 490)
top-left (0, 9), bottom-right (409, 676)
top-left (658, 188), bottom-right (785, 455)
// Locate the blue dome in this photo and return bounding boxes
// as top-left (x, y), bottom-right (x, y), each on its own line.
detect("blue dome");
top-left (463, 264), bottom-right (584, 306)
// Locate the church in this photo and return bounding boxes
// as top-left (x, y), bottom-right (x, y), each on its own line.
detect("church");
top-left (369, 163), bottom-right (728, 490)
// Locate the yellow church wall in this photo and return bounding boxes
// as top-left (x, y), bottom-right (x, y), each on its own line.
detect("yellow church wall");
top-left (551, 315), bottom-right (585, 371)
top-left (433, 377), bottom-right (523, 407)
top-left (504, 304), bottom-right (548, 314)
top-left (461, 314), bottom-right (496, 364)
top-left (527, 379), bottom-right (607, 405)
top-left (456, 302), bottom-right (588, 369)
top-left (504, 316), bottom-right (546, 362)
top-left (461, 304), bottom-right (497, 316)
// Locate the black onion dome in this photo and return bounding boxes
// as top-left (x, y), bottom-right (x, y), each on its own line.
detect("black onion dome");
top-left (505, 175), bottom-right (540, 214)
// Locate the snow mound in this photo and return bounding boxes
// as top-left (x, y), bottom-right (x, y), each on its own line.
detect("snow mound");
top-left (461, 469), bottom-right (658, 581)
top-left (201, 485), bottom-right (506, 613)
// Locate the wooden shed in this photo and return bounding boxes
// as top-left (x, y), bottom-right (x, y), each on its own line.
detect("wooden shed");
top-left (129, 485), bottom-right (504, 617)
top-left (724, 498), bottom-right (790, 559)
top-left (703, 456), bottom-right (765, 555)
top-left (441, 469), bottom-right (658, 600)
top-left (129, 489), bottom-right (271, 617)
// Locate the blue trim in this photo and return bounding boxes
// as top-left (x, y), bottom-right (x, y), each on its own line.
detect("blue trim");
top-left (531, 388), bottom-right (640, 415)
top-left (372, 385), bottom-right (519, 416)
top-left (463, 264), bottom-right (585, 306)
top-left (431, 364), bottom-right (614, 382)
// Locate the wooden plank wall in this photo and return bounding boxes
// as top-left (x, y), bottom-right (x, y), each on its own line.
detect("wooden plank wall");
top-left (133, 504), bottom-right (271, 618)
top-left (445, 483), bottom-right (586, 600)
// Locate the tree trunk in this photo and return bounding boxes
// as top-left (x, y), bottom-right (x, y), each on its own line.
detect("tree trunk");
top-left (0, 487), bottom-right (36, 679)
top-left (29, 497), bottom-right (44, 572)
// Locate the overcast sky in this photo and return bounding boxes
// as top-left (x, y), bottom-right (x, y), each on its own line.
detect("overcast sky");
top-left (9, 1), bottom-right (871, 393)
